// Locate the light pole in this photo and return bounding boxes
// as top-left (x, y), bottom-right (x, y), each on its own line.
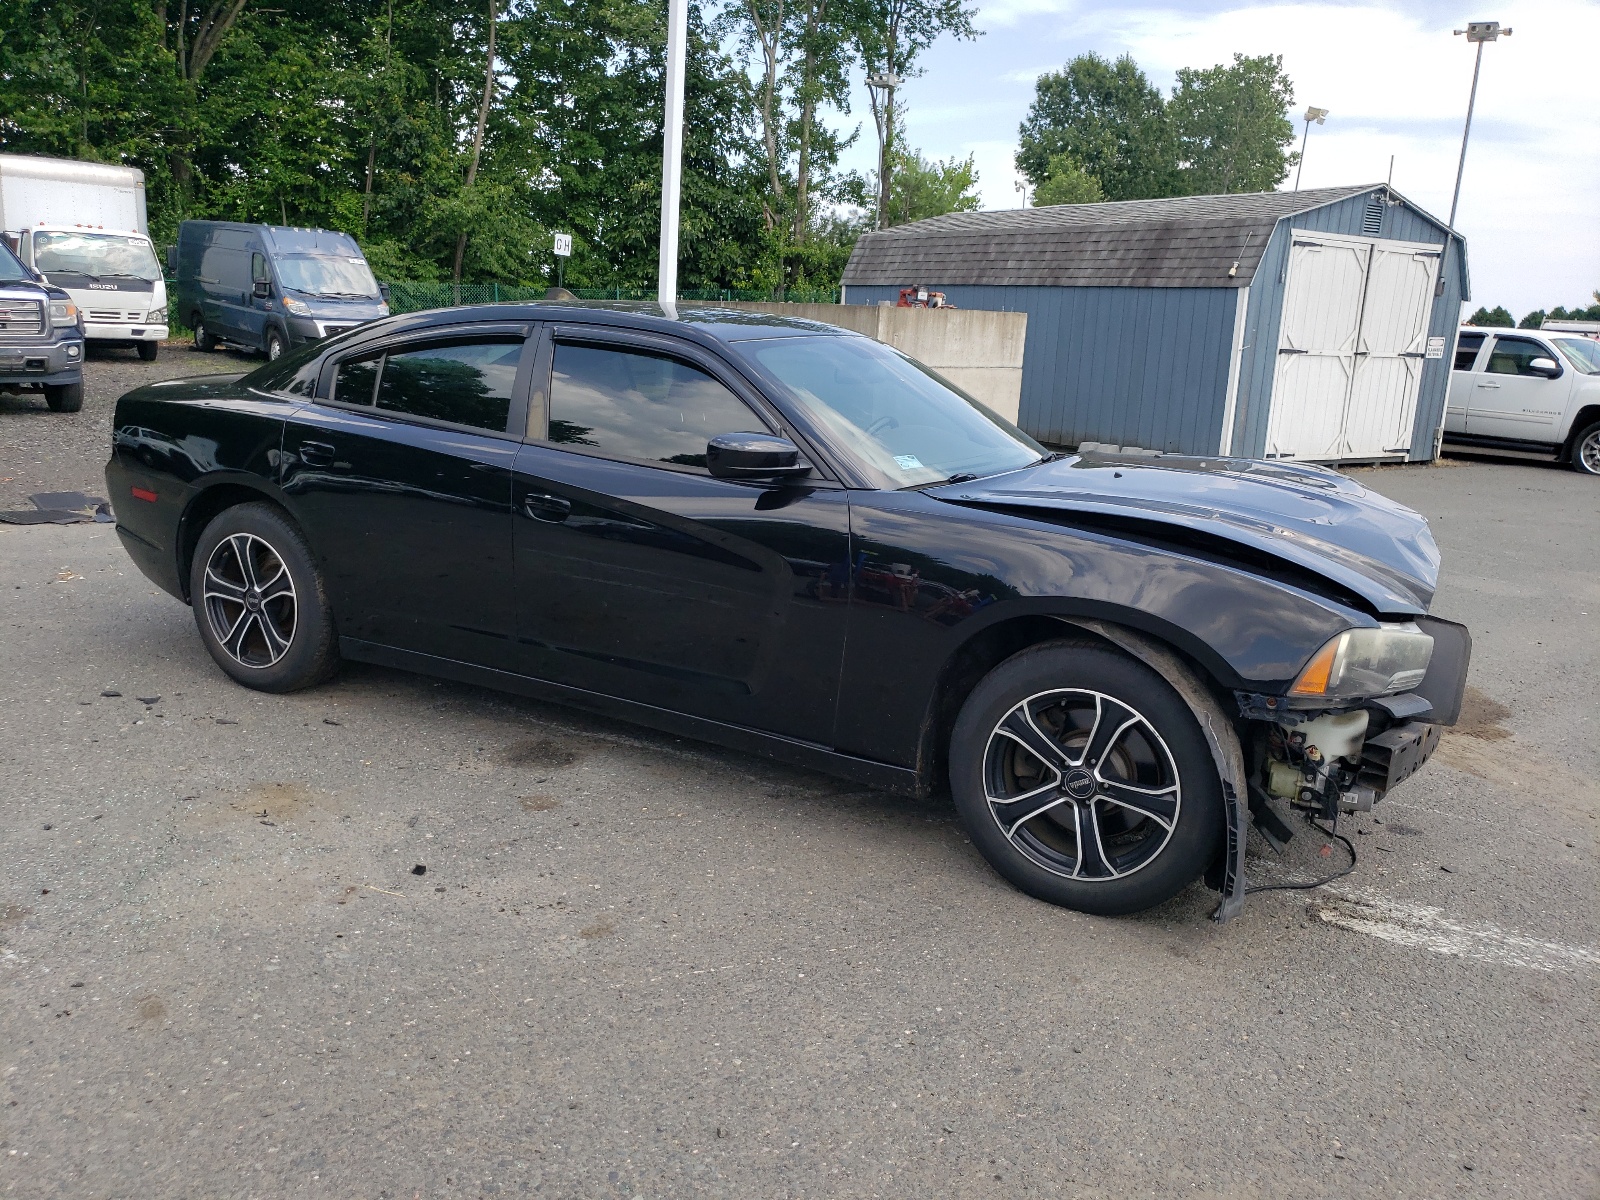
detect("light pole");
top-left (657, 0), bottom-right (688, 304)
top-left (1449, 20), bottom-right (1511, 230)
top-left (1014, 178), bottom-right (1031, 208)
top-left (866, 72), bottom-right (902, 230)
top-left (1292, 106), bottom-right (1328, 191)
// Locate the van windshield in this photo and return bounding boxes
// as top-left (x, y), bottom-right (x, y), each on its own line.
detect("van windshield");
top-left (275, 254), bottom-right (380, 300)
top-left (35, 231), bottom-right (162, 282)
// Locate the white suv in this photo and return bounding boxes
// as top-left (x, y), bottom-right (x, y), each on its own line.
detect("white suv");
top-left (1445, 326), bottom-right (1600, 475)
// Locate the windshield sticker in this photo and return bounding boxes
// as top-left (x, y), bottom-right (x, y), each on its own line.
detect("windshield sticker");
top-left (894, 454), bottom-right (924, 471)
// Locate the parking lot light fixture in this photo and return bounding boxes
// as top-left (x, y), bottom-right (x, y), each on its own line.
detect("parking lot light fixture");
top-left (658, 0), bottom-right (688, 303)
top-left (1449, 21), bottom-right (1511, 230)
top-left (866, 73), bottom-right (903, 230)
top-left (1293, 107), bottom-right (1328, 192)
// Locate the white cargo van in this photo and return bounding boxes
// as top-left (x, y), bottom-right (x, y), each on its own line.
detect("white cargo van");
top-left (0, 154), bottom-right (170, 360)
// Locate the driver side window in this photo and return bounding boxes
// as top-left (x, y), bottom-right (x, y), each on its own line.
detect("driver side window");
top-left (545, 342), bottom-right (768, 470)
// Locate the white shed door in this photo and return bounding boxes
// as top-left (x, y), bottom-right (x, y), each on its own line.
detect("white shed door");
top-left (1266, 232), bottom-right (1440, 461)
top-left (1265, 238), bottom-right (1368, 459)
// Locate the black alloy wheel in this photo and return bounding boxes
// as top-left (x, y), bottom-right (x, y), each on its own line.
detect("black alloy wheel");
top-left (950, 641), bottom-right (1224, 916)
top-left (189, 502), bottom-right (339, 692)
top-left (193, 318), bottom-right (215, 352)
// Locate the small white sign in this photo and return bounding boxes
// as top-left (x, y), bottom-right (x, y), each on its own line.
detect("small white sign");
top-left (553, 232), bottom-right (572, 257)
top-left (1425, 336), bottom-right (1446, 359)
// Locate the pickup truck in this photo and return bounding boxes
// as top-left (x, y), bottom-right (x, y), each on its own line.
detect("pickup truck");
top-left (0, 236), bottom-right (84, 411)
top-left (1444, 326), bottom-right (1600, 475)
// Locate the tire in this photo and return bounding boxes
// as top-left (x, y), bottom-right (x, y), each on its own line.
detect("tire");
top-left (264, 328), bottom-right (285, 361)
top-left (193, 317), bottom-right (215, 352)
top-left (44, 381), bottom-right (83, 413)
top-left (137, 341), bottom-right (159, 362)
top-left (189, 502), bottom-right (339, 693)
top-left (949, 640), bottom-right (1224, 917)
top-left (1569, 421), bottom-right (1600, 476)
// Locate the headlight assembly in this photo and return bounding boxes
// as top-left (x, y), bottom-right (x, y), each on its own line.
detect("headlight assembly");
top-left (283, 297), bottom-right (312, 316)
top-left (1290, 623), bottom-right (1434, 700)
top-left (146, 307), bottom-right (167, 323)
top-left (48, 300), bottom-right (78, 325)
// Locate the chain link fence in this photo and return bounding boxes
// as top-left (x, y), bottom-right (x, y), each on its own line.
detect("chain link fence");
top-left (384, 282), bottom-right (841, 315)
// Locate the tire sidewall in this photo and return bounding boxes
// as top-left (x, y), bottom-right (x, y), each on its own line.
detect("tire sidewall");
top-left (193, 318), bottom-right (213, 352)
top-left (949, 641), bottom-right (1224, 917)
top-left (1571, 422), bottom-right (1600, 476)
top-left (189, 502), bottom-right (337, 693)
top-left (265, 329), bottom-right (285, 361)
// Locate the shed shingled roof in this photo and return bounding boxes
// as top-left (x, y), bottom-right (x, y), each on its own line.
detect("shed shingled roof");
top-left (842, 185), bottom-right (1386, 289)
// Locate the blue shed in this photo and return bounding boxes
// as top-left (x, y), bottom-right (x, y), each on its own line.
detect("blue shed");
top-left (840, 185), bottom-right (1470, 463)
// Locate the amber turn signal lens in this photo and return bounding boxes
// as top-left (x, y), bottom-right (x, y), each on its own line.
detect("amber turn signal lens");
top-left (1290, 639), bottom-right (1339, 696)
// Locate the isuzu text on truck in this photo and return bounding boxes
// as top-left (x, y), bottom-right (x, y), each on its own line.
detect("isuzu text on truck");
top-left (0, 154), bottom-right (169, 361)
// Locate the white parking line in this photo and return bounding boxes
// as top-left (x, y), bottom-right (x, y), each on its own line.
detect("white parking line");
top-left (1309, 893), bottom-right (1600, 974)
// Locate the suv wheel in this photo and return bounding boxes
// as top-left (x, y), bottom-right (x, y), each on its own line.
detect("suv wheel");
top-left (44, 382), bottom-right (84, 413)
top-left (189, 502), bottom-right (339, 693)
top-left (949, 640), bottom-right (1224, 916)
top-left (1570, 420), bottom-right (1600, 476)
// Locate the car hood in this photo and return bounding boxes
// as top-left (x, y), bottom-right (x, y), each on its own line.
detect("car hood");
top-left (930, 452), bottom-right (1440, 614)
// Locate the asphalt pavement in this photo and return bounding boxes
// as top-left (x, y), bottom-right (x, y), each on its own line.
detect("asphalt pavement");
top-left (1, 351), bottom-right (1596, 1199)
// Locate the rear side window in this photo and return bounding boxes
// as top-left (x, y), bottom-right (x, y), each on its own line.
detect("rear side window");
top-left (376, 340), bottom-right (521, 432)
top-left (1453, 332), bottom-right (1484, 371)
top-left (547, 342), bottom-right (765, 469)
top-left (333, 354), bottom-right (381, 406)
top-left (1485, 337), bottom-right (1553, 377)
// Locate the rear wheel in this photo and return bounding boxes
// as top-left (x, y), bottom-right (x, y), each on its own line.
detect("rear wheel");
top-left (44, 382), bottom-right (83, 413)
top-left (193, 317), bottom-right (215, 352)
top-left (137, 341), bottom-right (159, 362)
top-left (1569, 421), bottom-right (1600, 476)
top-left (949, 640), bottom-right (1224, 916)
top-left (189, 502), bottom-right (339, 693)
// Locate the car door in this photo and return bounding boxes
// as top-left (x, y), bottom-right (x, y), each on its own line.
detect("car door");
top-left (509, 326), bottom-right (852, 745)
top-left (199, 242), bottom-right (244, 343)
top-left (1466, 335), bottom-right (1573, 443)
top-left (1444, 331), bottom-right (1485, 433)
top-left (279, 322), bottom-right (534, 664)
top-left (239, 251), bottom-right (273, 352)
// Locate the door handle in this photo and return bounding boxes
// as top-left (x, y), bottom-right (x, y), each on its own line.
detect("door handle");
top-left (522, 492), bottom-right (572, 523)
top-left (298, 440), bottom-right (337, 467)
top-left (1476, 381), bottom-right (1500, 389)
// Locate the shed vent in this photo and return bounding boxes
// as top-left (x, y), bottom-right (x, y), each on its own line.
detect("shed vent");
top-left (1362, 197), bottom-right (1383, 236)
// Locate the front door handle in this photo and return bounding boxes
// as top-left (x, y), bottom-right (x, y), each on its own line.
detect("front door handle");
top-left (298, 440), bottom-right (336, 467)
top-left (1476, 381), bottom-right (1500, 388)
top-left (522, 492), bottom-right (572, 523)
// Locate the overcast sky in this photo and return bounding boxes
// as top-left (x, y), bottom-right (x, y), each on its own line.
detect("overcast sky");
top-left (833, 0), bottom-right (1600, 318)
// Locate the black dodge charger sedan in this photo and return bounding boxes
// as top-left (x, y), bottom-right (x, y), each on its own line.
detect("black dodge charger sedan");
top-left (106, 303), bottom-right (1469, 921)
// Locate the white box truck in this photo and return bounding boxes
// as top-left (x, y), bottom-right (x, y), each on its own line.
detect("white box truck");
top-left (0, 154), bottom-right (170, 360)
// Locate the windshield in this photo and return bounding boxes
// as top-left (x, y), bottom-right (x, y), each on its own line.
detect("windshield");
top-left (742, 334), bottom-right (1044, 487)
top-left (34, 231), bottom-right (162, 281)
top-left (274, 254), bottom-right (379, 299)
top-left (0, 240), bottom-right (29, 283)
top-left (1552, 337), bottom-right (1600, 375)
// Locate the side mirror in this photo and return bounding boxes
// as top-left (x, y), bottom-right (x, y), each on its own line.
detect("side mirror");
top-left (252, 279), bottom-right (272, 299)
top-left (165, 247), bottom-right (176, 273)
top-left (1527, 356), bottom-right (1562, 378)
top-left (379, 282), bottom-right (391, 302)
top-left (706, 432), bottom-right (812, 483)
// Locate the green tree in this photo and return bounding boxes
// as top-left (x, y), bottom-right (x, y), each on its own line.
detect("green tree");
top-left (1467, 306), bottom-right (1515, 327)
top-left (1169, 52), bottom-right (1296, 195)
top-left (1016, 53), bottom-right (1172, 202)
top-left (1033, 154), bottom-right (1103, 206)
top-left (884, 146), bottom-right (978, 226)
top-left (1518, 310), bottom-right (1545, 329)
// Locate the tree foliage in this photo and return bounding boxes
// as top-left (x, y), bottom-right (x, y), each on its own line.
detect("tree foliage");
top-left (1018, 50), bottom-right (1299, 205)
top-left (1467, 306), bottom-right (1515, 327)
top-left (0, 0), bottom-right (978, 291)
top-left (884, 147), bottom-right (978, 226)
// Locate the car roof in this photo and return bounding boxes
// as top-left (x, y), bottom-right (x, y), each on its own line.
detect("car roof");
top-left (357, 302), bottom-right (862, 347)
top-left (1459, 326), bottom-right (1547, 338)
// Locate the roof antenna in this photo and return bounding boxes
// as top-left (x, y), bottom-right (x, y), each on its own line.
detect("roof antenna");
top-left (1387, 154), bottom-right (1395, 187)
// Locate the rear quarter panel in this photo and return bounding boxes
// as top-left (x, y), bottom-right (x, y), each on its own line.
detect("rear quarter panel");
top-left (107, 376), bottom-right (292, 598)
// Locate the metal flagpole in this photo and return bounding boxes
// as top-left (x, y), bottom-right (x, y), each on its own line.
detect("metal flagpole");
top-left (658, 0), bottom-right (688, 305)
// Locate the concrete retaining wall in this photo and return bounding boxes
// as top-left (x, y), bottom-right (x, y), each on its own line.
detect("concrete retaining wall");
top-left (700, 302), bottom-right (1028, 424)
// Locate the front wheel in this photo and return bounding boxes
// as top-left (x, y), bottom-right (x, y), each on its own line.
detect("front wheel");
top-left (189, 502), bottom-right (339, 693)
top-left (264, 328), bottom-right (285, 361)
top-left (1569, 421), bottom-right (1600, 476)
top-left (137, 341), bottom-right (159, 362)
top-left (44, 382), bottom-right (83, 412)
top-left (949, 640), bottom-right (1224, 916)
